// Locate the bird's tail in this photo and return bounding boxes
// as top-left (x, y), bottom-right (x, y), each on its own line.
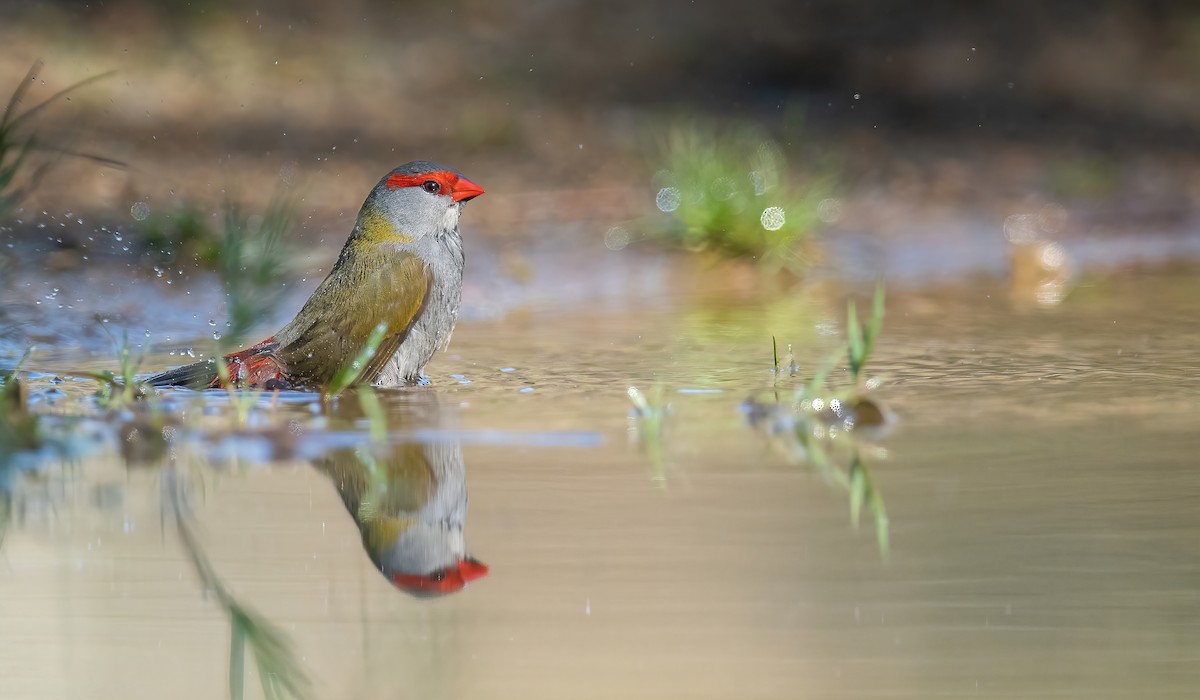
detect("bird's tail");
top-left (144, 359), bottom-right (219, 389)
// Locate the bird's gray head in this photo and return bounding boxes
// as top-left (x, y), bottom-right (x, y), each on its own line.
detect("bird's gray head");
top-left (357, 160), bottom-right (485, 244)
top-left (379, 520), bottom-right (490, 597)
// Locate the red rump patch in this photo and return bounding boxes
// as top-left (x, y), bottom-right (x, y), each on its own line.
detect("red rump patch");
top-left (213, 337), bottom-right (285, 388)
top-left (385, 170), bottom-right (485, 202)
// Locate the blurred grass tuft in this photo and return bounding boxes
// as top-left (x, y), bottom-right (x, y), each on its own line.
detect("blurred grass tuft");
top-left (142, 202), bottom-right (222, 265)
top-left (84, 325), bottom-right (149, 410)
top-left (646, 121), bottom-right (837, 274)
top-left (0, 61), bottom-right (121, 219)
top-left (216, 190), bottom-right (298, 352)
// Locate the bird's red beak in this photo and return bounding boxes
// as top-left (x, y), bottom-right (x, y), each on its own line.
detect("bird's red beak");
top-left (451, 176), bottom-right (485, 203)
top-left (390, 556), bottom-right (490, 596)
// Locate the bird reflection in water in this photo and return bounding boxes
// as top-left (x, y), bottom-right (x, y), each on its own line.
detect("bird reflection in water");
top-left (312, 399), bottom-right (488, 597)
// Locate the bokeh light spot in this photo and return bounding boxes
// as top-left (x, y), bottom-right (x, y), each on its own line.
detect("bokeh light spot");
top-left (1039, 241), bottom-right (1066, 270)
top-left (760, 206), bottom-right (786, 231)
top-left (604, 225), bottom-right (632, 250)
top-left (748, 170), bottom-right (768, 196)
top-left (1003, 213), bottom-right (1038, 243)
top-left (655, 187), bottom-right (681, 213)
top-left (817, 198), bottom-right (843, 224)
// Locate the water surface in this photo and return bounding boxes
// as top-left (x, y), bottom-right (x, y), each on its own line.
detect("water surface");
top-left (2, 263), bottom-right (1198, 699)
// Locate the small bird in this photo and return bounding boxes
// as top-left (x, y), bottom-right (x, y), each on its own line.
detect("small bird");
top-left (146, 161), bottom-right (484, 390)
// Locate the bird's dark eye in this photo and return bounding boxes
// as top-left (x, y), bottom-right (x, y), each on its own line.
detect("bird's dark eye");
top-left (429, 570), bottom-right (446, 582)
top-left (422, 180), bottom-right (441, 194)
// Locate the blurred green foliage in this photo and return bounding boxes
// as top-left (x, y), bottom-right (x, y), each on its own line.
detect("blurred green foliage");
top-left (1047, 154), bottom-right (1120, 201)
top-left (0, 61), bottom-right (119, 219)
top-left (142, 203), bottom-right (222, 265)
top-left (216, 191), bottom-right (297, 351)
top-left (648, 122), bottom-right (837, 274)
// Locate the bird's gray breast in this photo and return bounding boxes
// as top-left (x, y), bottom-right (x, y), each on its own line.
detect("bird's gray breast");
top-left (377, 229), bottom-right (464, 386)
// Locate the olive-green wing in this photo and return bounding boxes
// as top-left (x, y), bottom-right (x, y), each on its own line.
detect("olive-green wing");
top-left (276, 249), bottom-right (431, 387)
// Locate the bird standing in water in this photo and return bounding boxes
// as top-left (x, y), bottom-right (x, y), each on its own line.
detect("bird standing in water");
top-left (147, 161), bottom-right (484, 390)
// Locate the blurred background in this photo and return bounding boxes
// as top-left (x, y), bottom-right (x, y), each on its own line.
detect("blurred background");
top-left (4, 0), bottom-right (1199, 239)
top-left (4, 4), bottom-right (1200, 700)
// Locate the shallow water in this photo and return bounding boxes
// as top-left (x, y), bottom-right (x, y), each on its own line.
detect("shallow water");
top-left (2, 258), bottom-right (1199, 699)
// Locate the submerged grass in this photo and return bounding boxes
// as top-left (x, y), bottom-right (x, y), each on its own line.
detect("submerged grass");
top-left (647, 121), bottom-right (838, 274)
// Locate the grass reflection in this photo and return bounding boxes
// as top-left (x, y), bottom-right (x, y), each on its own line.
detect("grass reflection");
top-left (166, 465), bottom-right (313, 700)
top-left (627, 385), bottom-right (672, 487)
top-left (746, 284), bottom-right (893, 556)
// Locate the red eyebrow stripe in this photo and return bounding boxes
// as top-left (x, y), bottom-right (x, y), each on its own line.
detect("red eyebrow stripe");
top-left (385, 170), bottom-right (460, 191)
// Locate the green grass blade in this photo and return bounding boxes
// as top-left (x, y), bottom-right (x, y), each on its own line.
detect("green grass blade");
top-left (803, 348), bottom-right (842, 400)
top-left (846, 299), bottom-right (863, 377)
top-left (873, 493), bottom-right (890, 558)
top-left (1, 61), bottom-right (42, 130)
top-left (855, 452), bottom-right (890, 558)
top-left (230, 618), bottom-right (246, 700)
top-left (357, 387), bottom-right (387, 444)
top-left (867, 280), bottom-right (886, 347)
top-left (326, 322), bottom-right (388, 397)
top-left (8, 69), bottom-right (117, 131)
top-left (849, 454), bottom-right (865, 529)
